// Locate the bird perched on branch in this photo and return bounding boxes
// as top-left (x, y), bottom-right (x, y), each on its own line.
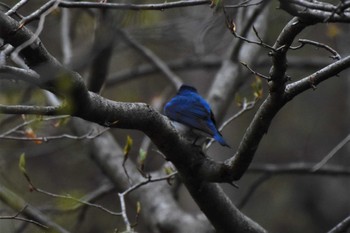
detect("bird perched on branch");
top-left (164, 84), bottom-right (230, 147)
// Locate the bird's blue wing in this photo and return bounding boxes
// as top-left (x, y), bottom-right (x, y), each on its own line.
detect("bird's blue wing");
top-left (164, 86), bottom-right (230, 147)
top-left (164, 95), bottom-right (215, 136)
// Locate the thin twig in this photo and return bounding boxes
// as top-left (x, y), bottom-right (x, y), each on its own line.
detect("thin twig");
top-left (11, 0), bottom-right (61, 68)
top-left (122, 172), bottom-right (178, 196)
top-left (18, 0), bottom-right (57, 26)
top-left (61, 6), bottom-right (72, 66)
top-left (290, 39), bottom-right (341, 60)
top-left (118, 193), bottom-right (131, 231)
top-left (0, 115), bottom-right (109, 142)
top-left (219, 99), bottom-right (256, 132)
top-left (0, 205), bottom-right (49, 229)
top-left (205, 99), bottom-right (256, 149)
top-left (6, 0), bottom-right (29, 16)
top-left (0, 116), bottom-right (68, 136)
top-left (118, 172), bottom-right (177, 231)
top-left (312, 133), bottom-right (350, 172)
top-left (0, 128), bottom-right (109, 142)
top-left (36, 187), bottom-right (122, 216)
top-left (237, 174), bottom-right (271, 209)
top-left (119, 30), bottom-right (183, 88)
top-left (324, 0), bottom-right (348, 23)
top-left (225, 0), bottom-right (264, 9)
top-left (20, 159), bottom-right (121, 216)
top-left (57, 0), bottom-right (211, 10)
top-left (240, 61), bottom-right (271, 80)
top-left (226, 17), bottom-right (275, 51)
top-left (327, 215), bottom-right (350, 233)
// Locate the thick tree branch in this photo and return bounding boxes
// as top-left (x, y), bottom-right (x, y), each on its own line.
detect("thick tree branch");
top-left (221, 17), bottom-right (308, 180)
top-left (188, 51), bottom-right (350, 182)
top-left (279, 0), bottom-right (350, 23)
top-left (57, 0), bottom-right (211, 10)
top-left (0, 66), bottom-right (40, 84)
top-left (268, 17), bottom-right (308, 92)
top-left (0, 104), bottom-right (61, 115)
top-left (285, 55), bottom-right (350, 99)
top-left (0, 12), bottom-right (89, 112)
top-left (0, 11), bottom-right (266, 233)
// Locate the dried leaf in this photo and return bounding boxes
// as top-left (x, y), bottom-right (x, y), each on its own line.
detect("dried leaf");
top-left (25, 127), bottom-right (42, 144)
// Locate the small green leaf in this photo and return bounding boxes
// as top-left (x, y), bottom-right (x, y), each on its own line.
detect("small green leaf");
top-left (251, 76), bottom-right (263, 99)
top-left (164, 166), bottom-right (175, 175)
top-left (138, 149), bottom-right (147, 165)
top-left (235, 94), bottom-right (243, 107)
top-left (18, 153), bottom-right (26, 174)
top-left (55, 191), bottom-right (84, 211)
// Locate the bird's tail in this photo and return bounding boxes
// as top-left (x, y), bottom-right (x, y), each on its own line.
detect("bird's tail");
top-left (214, 133), bottom-right (230, 148)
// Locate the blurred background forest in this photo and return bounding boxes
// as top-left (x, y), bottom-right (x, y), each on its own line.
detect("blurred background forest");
top-left (1, 0), bottom-right (350, 232)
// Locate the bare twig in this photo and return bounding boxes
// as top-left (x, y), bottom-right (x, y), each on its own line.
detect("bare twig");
top-left (324, 1), bottom-right (346, 22)
top-left (226, 18), bottom-right (275, 51)
top-left (119, 30), bottom-right (182, 89)
top-left (237, 174), bottom-right (271, 209)
top-left (0, 115), bottom-right (109, 142)
top-left (225, 0), bottom-right (264, 9)
top-left (240, 61), bottom-right (271, 80)
top-left (0, 205), bottom-right (48, 229)
top-left (11, 0), bottom-right (61, 68)
top-left (21, 149), bottom-right (177, 231)
top-left (279, 0), bottom-right (350, 23)
top-left (0, 116), bottom-right (68, 136)
top-left (105, 55), bottom-right (331, 87)
top-left (220, 99), bottom-right (256, 132)
top-left (285, 55), bottom-right (350, 98)
top-left (34, 186), bottom-right (122, 216)
top-left (118, 172), bottom-right (177, 231)
top-left (106, 55), bottom-right (221, 86)
top-left (327, 215), bottom-right (350, 233)
top-left (118, 193), bottom-right (131, 231)
top-left (18, 0), bottom-right (57, 26)
top-left (19, 155), bottom-right (120, 216)
top-left (60, 6), bottom-right (72, 66)
top-left (57, 0), bottom-right (211, 10)
top-left (205, 99), bottom-right (256, 149)
top-left (290, 39), bottom-right (341, 60)
top-left (0, 184), bottom-right (69, 233)
top-left (5, 0), bottom-right (29, 17)
top-left (0, 128), bottom-right (109, 142)
top-left (312, 133), bottom-right (350, 172)
top-left (122, 172), bottom-right (177, 196)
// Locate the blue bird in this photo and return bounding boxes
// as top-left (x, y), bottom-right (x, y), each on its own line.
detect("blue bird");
top-left (164, 84), bottom-right (230, 147)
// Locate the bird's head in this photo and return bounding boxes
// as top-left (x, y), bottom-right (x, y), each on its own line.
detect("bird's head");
top-left (178, 84), bottom-right (198, 94)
